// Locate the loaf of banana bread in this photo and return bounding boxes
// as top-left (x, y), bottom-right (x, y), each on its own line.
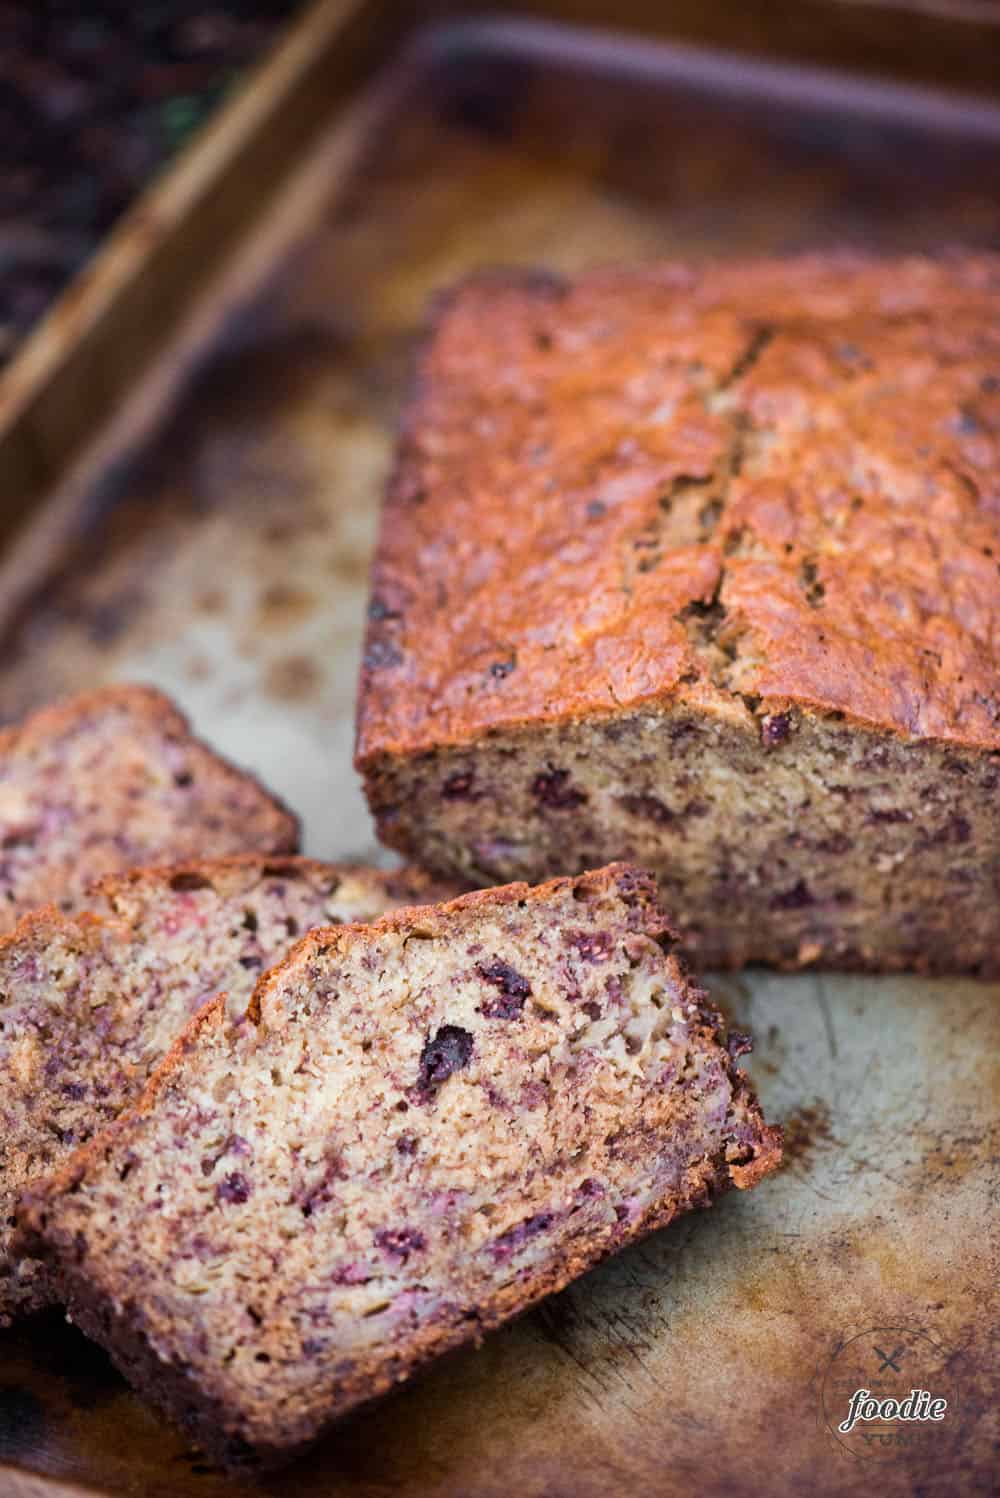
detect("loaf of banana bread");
top-left (0, 685), bottom-right (298, 932)
top-left (357, 254), bottom-right (1000, 974)
top-left (0, 855), bottom-right (448, 1323)
top-left (18, 864), bottom-right (780, 1471)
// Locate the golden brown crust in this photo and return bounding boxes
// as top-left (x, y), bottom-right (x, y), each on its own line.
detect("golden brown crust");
top-left (0, 900), bottom-right (105, 957)
top-left (357, 253), bottom-right (1000, 762)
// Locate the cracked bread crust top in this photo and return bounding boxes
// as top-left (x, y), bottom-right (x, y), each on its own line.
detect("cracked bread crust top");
top-left (357, 254), bottom-right (1000, 764)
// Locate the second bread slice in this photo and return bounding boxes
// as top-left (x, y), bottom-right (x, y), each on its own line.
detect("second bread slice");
top-left (0, 856), bottom-right (448, 1323)
top-left (18, 864), bottom-right (781, 1471)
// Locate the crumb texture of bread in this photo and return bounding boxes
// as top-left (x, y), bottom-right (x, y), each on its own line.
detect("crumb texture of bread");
top-left (357, 256), bottom-right (1000, 974)
top-left (0, 685), bottom-right (299, 933)
top-left (18, 865), bottom-right (779, 1473)
top-left (0, 855), bottom-right (450, 1324)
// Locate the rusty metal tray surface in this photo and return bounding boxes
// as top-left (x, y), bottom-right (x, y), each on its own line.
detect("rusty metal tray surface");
top-left (1, 10), bottom-right (998, 1497)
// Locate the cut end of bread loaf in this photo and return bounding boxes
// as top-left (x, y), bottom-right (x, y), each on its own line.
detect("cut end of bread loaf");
top-left (0, 685), bottom-right (299, 934)
top-left (0, 855), bottom-right (454, 1324)
top-left (17, 864), bottom-right (780, 1471)
top-left (363, 705), bottom-right (998, 974)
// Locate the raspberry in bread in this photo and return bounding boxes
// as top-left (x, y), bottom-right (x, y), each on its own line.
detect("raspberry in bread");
top-left (356, 255), bottom-right (1000, 975)
top-left (17, 864), bottom-right (780, 1473)
top-left (0, 684), bottom-right (298, 933)
top-left (0, 855), bottom-right (449, 1324)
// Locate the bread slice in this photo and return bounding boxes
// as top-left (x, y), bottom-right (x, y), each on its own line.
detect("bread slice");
top-left (0, 684), bottom-right (298, 933)
top-left (0, 855), bottom-right (449, 1324)
top-left (17, 864), bottom-right (781, 1473)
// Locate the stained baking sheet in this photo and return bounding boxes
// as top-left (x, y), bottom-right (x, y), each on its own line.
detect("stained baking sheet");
top-left (0, 15), bottom-right (997, 1497)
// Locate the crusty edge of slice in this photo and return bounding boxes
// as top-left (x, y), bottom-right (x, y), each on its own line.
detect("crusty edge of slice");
top-left (0, 684), bottom-right (188, 755)
top-left (0, 900), bottom-right (113, 972)
top-left (86, 852), bottom-right (457, 912)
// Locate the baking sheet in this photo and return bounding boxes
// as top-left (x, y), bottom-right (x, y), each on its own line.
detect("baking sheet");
top-left (0, 18), bottom-right (997, 1496)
